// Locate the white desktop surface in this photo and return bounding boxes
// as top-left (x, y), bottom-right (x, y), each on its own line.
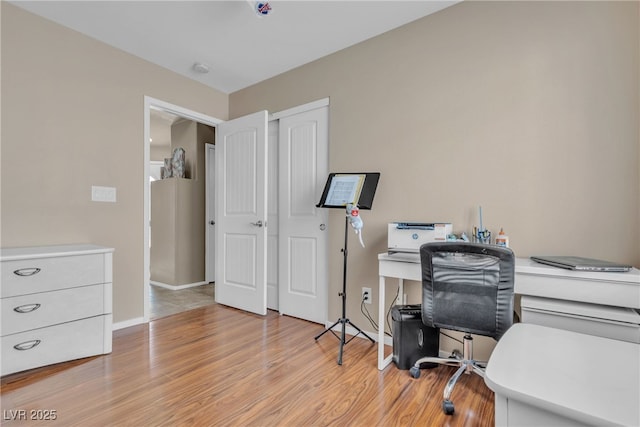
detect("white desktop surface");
top-left (515, 257), bottom-right (640, 283)
top-left (485, 323), bottom-right (640, 427)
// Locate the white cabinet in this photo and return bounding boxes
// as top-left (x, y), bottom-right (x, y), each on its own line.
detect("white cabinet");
top-left (1, 244), bottom-right (113, 376)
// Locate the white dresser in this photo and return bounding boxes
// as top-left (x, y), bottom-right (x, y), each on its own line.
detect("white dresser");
top-left (1, 244), bottom-right (114, 376)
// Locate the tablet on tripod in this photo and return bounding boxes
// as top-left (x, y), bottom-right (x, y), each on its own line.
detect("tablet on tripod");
top-left (314, 172), bottom-right (380, 365)
top-left (316, 172), bottom-right (380, 210)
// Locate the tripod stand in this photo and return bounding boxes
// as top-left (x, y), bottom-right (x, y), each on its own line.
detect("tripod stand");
top-left (315, 215), bottom-right (375, 365)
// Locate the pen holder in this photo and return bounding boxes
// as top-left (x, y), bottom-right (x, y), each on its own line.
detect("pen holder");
top-left (474, 231), bottom-right (492, 244)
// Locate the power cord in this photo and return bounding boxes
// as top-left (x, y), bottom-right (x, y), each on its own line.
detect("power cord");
top-left (362, 284), bottom-right (463, 345)
top-left (385, 285), bottom-right (400, 337)
top-left (360, 291), bottom-right (378, 330)
top-left (361, 285), bottom-right (400, 338)
top-left (360, 291), bottom-right (396, 337)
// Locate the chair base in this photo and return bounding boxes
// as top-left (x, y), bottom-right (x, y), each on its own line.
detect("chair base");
top-left (410, 334), bottom-right (487, 415)
top-left (442, 399), bottom-right (455, 415)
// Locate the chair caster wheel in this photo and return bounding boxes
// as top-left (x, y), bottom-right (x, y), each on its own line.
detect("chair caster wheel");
top-left (442, 399), bottom-right (455, 415)
top-left (409, 366), bottom-right (421, 379)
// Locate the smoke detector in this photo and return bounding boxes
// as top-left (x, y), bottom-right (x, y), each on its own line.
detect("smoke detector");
top-left (193, 62), bottom-right (210, 74)
top-left (255, 2), bottom-right (272, 16)
top-left (247, 1), bottom-right (272, 17)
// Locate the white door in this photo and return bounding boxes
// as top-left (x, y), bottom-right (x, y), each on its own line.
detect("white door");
top-left (215, 111), bottom-right (268, 315)
top-left (278, 106), bottom-right (329, 324)
top-left (205, 144), bottom-right (215, 283)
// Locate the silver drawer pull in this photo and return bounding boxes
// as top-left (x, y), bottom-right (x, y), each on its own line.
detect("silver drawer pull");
top-left (14, 340), bottom-right (41, 351)
top-left (13, 303), bottom-right (42, 313)
top-left (13, 267), bottom-right (41, 277)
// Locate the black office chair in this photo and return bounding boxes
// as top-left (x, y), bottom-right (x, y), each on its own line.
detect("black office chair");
top-left (409, 242), bottom-right (515, 415)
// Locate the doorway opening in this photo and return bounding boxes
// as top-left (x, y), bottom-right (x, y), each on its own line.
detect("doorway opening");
top-left (144, 96), bottom-right (223, 321)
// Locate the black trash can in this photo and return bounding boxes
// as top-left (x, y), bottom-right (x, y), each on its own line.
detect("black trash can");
top-left (391, 304), bottom-right (440, 370)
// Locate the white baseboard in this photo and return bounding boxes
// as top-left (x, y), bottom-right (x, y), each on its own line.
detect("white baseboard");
top-left (112, 317), bottom-right (145, 331)
top-left (150, 280), bottom-right (209, 290)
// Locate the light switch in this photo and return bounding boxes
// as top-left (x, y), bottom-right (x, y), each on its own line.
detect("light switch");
top-left (92, 186), bottom-right (116, 202)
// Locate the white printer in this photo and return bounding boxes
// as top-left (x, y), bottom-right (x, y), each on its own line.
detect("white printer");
top-left (388, 222), bottom-right (453, 253)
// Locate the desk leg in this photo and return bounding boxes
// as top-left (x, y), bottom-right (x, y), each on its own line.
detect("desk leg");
top-left (378, 274), bottom-right (386, 370)
top-left (378, 275), bottom-right (402, 370)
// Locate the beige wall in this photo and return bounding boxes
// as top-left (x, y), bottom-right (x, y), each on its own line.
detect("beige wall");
top-left (1, 3), bottom-right (228, 323)
top-left (151, 177), bottom-right (199, 285)
top-left (230, 1), bottom-right (639, 355)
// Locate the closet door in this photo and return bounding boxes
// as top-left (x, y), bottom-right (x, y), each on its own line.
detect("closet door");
top-left (278, 106), bottom-right (329, 324)
top-left (215, 111), bottom-right (268, 315)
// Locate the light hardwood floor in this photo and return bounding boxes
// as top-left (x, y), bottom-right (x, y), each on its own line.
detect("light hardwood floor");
top-left (1, 304), bottom-right (494, 426)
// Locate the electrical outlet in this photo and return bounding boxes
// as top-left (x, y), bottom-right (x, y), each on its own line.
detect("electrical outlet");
top-left (362, 287), bottom-right (372, 304)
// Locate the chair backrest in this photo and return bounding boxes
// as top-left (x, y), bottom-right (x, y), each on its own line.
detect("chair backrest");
top-left (420, 242), bottom-right (515, 341)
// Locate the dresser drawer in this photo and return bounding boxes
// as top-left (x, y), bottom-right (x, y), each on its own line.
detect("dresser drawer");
top-left (1, 254), bottom-right (105, 298)
top-left (1, 316), bottom-right (108, 376)
top-left (1, 284), bottom-right (109, 336)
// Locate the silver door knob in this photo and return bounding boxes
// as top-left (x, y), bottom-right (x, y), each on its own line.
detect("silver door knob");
top-left (250, 220), bottom-right (263, 227)
top-left (319, 224), bottom-right (326, 231)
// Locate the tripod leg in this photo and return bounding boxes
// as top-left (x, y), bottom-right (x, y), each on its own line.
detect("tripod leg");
top-left (314, 318), bottom-right (341, 340)
top-left (345, 319), bottom-right (376, 343)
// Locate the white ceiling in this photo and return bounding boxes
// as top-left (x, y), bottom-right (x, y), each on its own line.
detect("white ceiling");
top-left (11, 0), bottom-right (458, 94)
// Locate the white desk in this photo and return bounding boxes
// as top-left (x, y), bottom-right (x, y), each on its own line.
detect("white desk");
top-left (377, 253), bottom-right (640, 370)
top-left (485, 323), bottom-right (640, 426)
top-left (377, 252), bottom-right (422, 370)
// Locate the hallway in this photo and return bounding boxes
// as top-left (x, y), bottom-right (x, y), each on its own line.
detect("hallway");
top-left (150, 283), bottom-right (215, 320)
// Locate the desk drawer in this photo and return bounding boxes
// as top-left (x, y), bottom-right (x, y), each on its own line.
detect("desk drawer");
top-left (379, 259), bottom-right (422, 281)
top-left (515, 272), bottom-right (640, 310)
top-left (1, 284), bottom-right (107, 336)
top-left (1, 316), bottom-right (108, 376)
top-left (522, 306), bottom-right (640, 344)
top-left (1, 254), bottom-right (105, 298)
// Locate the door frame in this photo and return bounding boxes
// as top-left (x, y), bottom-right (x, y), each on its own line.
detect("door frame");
top-left (205, 143), bottom-right (215, 284)
top-left (143, 96), bottom-right (223, 322)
